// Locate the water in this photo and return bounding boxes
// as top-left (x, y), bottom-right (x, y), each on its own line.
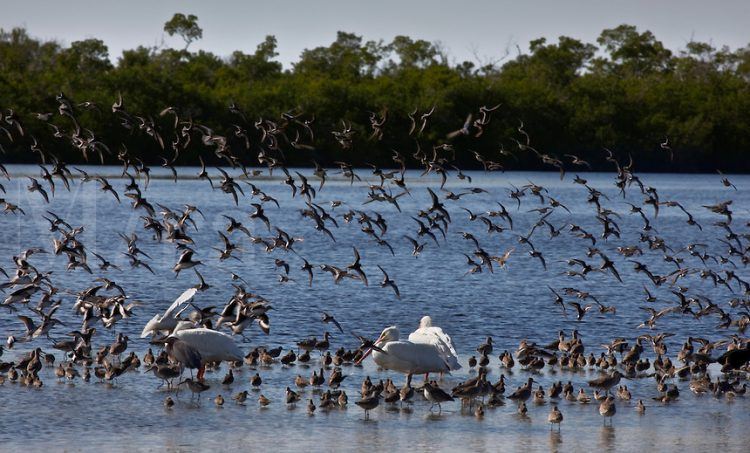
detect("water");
top-left (0, 165), bottom-right (748, 452)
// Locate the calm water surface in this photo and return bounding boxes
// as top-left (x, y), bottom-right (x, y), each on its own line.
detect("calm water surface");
top-left (0, 166), bottom-right (748, 452)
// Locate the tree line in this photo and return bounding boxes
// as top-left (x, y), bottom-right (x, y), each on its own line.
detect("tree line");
top-left (1, 15), bottom-right (749, 172)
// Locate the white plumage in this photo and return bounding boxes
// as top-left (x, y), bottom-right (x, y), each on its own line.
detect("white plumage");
top-left (140, 288), bottom-right (197, 338)
top-left (408, 315), bottom-right (461, 371)
top-left (367, 326), bottom-right (450, 375)
top-left (409, 316), bottom-right (461, 371)
top-left (172, 328), bottom-right (243, 363)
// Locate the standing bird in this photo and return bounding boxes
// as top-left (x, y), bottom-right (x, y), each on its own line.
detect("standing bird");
top-left (233, 390), bottom-right (249, 405)
top-left (356, 326), bottom-right (451, 386)
top-left (355, 394), bottom-right (380, 420)
top-left (599, 395), bottom-right (616, 425)
top-left (180, 378), bottom-right (211, 402)
top-left (423, 381), bottom-right (454, 412)
top-left (286, 387), bottom-right (301, 405)
top-left (548, 405), bottom-right (563, 431)
top-left (163, 337), bottom-right (202, 375)
top-left (588, 371), bottom-right (623, 396)
top-left (407, 316), bottom-right (461, 372)
top-left (170, 328), bottom-right (243, 381)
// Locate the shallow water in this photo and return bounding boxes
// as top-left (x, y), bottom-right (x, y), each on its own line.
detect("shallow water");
top-left (0, 166), bottom-right (748, 452)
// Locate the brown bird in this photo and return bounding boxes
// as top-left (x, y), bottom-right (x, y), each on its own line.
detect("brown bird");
top-left (355, 394), bottom-right (380, 420)
top-left (588, 371), bottom-right (622, 396)
top-left (599, 395), bottom-right (616, 425)
top-left (548, 405), bottom-right (563, 431)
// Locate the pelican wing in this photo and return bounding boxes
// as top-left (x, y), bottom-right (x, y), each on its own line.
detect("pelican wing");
top-left (173, 328), bottom-right (243, 362)
top-left (140, 288), bottom-right (198, 338)
top-left (163, 287), bottom-right (198, 319)
top-left (140, 314), bottom-right (161, 338)
top-left (408, 326), bottom-right (461, 370)
top-left (377, 341), bottom-right (450, 374)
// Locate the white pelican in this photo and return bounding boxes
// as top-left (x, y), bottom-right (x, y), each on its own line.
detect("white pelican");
top-left (171, 327), bottom-right (243, 380)
top-left (357, 326), bottom-right (450, 385)
top-left (140, 288), bottom-right (197, 338)
top-left (408, 316), bottom-right (461, 371)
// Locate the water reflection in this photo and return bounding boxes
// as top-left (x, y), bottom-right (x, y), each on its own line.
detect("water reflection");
top-left (600, 425), bottom-right (616, 450)
top-left (549, 430), bottom-right (563, 450)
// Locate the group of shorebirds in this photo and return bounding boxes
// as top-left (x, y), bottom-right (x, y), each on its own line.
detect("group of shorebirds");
top-left (0, 93), bottom-right (749, 429)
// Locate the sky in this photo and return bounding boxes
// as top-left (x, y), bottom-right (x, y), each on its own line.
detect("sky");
top-left (2, 0), bottom-right (749, 67)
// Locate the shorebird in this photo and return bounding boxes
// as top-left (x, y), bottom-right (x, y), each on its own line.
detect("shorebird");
top-left (548, 405), bottom-right (563, 431)
top-left (286, 387), bottom-right (301, 405)
top-left (423, 381), bottom-right (454, 412)
top-left (321, 312), bottom-right (343, 333)
top-left (599, 395), bottom-right (616, 425)
top-left (173, 250), bottom-right (202, 276)
top-left (233, 390), bottom-right (249, 405)
top-left (477, 337), bottom-right (493, 355)
top-left (179, 378), bottom-right (210, 402)
top-left (355, 393), bottom-right (381, 419)
top-left (508, 378), bottom-right (536, 403)
top-left (588, 371), bottom-right (623, 395)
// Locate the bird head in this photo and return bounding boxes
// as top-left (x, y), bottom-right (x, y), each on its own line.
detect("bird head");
top-left (378, 326), bottom-right (400, 343)
top-left (354, 326), bottom-right (398, 365)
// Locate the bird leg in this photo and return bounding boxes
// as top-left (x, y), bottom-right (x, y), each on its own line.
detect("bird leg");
top-left (197, 365), bottom-right (206, 381)
top-left (424, 373), bottom-right (429, 382)
top-left (406, 373), bottom-right (412, 387)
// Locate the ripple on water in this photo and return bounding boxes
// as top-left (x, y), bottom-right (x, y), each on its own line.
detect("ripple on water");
top-left (0, 168), bottom-right (749, 451)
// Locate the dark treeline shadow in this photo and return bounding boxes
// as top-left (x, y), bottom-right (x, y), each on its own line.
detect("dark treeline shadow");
top-left (1, 20), bottom-right (749, 172)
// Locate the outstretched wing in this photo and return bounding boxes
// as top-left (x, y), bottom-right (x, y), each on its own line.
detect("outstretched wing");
top-left (163, 287), bottom-right (198, 319)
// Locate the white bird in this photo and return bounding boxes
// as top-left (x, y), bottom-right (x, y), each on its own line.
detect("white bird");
top-left (171, 327), bottom-right (243, 381)
top-left (140, 288), bottom-right (197, 338)
top-left (408, 316), bottom-right (461, 371)
top-left (357, 326), bottom-right (450, 385)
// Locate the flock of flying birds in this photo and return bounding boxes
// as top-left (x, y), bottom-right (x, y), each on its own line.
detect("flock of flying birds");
top-left (0, 92), bottom-right (749, 430)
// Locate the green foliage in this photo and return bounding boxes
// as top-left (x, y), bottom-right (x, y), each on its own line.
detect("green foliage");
top-left (1, 22), bottom-right (749, 172)
top-left (163, 13), bottom-right (203, 50)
